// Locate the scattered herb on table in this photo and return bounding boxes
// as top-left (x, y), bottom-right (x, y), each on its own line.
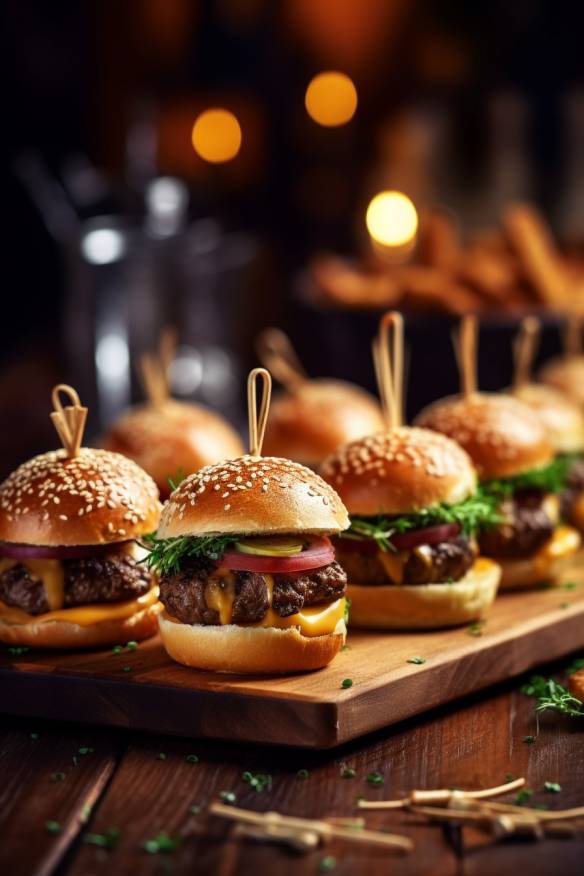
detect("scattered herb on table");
top-left (340, 644), bottom-right (351, 652)
top-left (543, 781), bottom-right (561, 793)
top-left (523, 735), bottom-right (536, 744)
top-left (111, 645), bottom-right (123, 655)
top-left (8, 646), bottom-right (30, 656)
top-left (185, 755), bottom-right (199, 764)
top-left (78, 747), bottom-right (94, 756)
top-left (122, 665), bottom-right (132, 673)
top-left (560, 602), bottom-right (571, 610)
top-left (50, 772), bottom-right (66, 783)
top-left (467, 621), bottom-right (486, 637)
top-left (189, 805), bottom-right (201, 815)
top-left (143, 832), bottom-right (180, 854)
top-left (45, 820), bottom-right (61, 835)
top-left (341, 767), bottom-right (356, 779)
top-left (83, 828), bottom-right (121, 849)
top-left (242, 771), bottom-right (272, 793)
top-left (407, 656), bottom-right (426, 665)
top-left (157, 752), bottom-right (167, 761)
top-left (521, 676), bottom-right (584, 719)
top-left (219, 791), bottom-right (236, 804)
top-left (319, 856), bottom-right (337, 872)
top-left (30, 732), bottom-right (39, 741)
top-left (561, 581), bottom-right (579, 591)
top-left (341, 678), bottom-right (353, 689)
top-left (125, 640), bottom-right (138, 651)
top-left (296, 768), bottom-right (309, 780)
top-left (366, 772), bottom-right (384, 785)
top-left (515, 789), bottom-right (534, 806)
top-left (504, 773), bottom-right (516, 783)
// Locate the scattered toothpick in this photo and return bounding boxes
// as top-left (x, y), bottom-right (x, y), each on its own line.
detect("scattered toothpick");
top-left (513, 316), bottom-right (541, 390)
top-left (256, 328), bottom-right (308, 392)
top-left (139, 326), bottom-right (177, 407)
top-left (50, 385), bottom-right (88, 458)
top-left (209, 802), bottom-right (413, 853)
top-left (247, 368), bottom-right (272, 457)
top-left (357, 777), bottom-right (526, 810)
top-left (453, 314), bottom-right (478, 397)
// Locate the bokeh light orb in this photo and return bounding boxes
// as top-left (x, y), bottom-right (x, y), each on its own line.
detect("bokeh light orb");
top-left (365, 191), bottom-right (418, 247)
top-left (191, 109), bottom-right (242, 163)
top-left (305, 71), bottom-right (358, 127)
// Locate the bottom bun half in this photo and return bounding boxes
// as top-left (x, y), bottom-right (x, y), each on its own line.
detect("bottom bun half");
top-left (497, 525), bottom-right (581, 590)
top-left (158, 610), bottom-right (346, 674)
top-left (346, 557), bottom-right (501, 630)
top-left (0, 601), bottom-right (161, 650)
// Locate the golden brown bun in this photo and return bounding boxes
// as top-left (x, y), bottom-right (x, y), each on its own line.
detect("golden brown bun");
top-left (511, 384), bottom-right (584, 454)
top-left (262, 380), bottom-right (385, 466)
top-left (346, 557), bottom-right (501, 629)
top-left (158, 455), bottom-right (349, 537)
top-left (568, 669), bottom-right (584, 703)
top-left (496, 526), bottom-right (581, 590)
top-left (0, 599), bottom-right (161, 649)
top-left (539, 355), bottom-right (584, 408)
top-left (415, 393), bottom-right (553, 481)
top-left (102, 399), bottom-right (244, 496)
top-left (319, 427), bottom-right (476, 516)
top-left (0, 448), bottom-right (160, 546)
top-left (158, 610), bottom-right (346, 673)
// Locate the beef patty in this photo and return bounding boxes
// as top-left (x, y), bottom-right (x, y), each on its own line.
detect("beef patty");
top-left (478, 491), bottom-right (554, 559)
top-left (158, 559), bottom-right (347, 625)
top-left (0, 554), bottom-right (152, 616)
top-left (336, 536), bottom-right (476, 586)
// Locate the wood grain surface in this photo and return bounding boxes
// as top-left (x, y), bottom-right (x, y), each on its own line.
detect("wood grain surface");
top-left (1, 581), bottom-right (583, 748)
top-left (0, 656), bottom-right (582, 876)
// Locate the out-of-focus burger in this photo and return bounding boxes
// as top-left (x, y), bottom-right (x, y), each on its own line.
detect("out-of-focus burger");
top-left (539, 355), bottom-right (584, 409)
top-left (102, 328), bottom-right (243, 498)
top-left (103, 399), bottom-right (244, 500)
top-left (257, 328), bottom-right (384, 467)
top-left (0, 386), bottom-right (162, 648)
top-left (416, 392), bottom-right (581, 589)
top-left (319, 428), bottom-right (501, 629)
top-left (146, 368), bottom-right (351, 674)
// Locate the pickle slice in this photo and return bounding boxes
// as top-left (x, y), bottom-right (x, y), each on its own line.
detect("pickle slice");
top-left (235, 536), bottom-right (304, 557)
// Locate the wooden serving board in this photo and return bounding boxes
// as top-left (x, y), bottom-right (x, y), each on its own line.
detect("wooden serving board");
top-left (1, 578), bottom-right (584, 749)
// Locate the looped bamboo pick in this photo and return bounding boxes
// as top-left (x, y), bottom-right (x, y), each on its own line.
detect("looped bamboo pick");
top-left (50, 384), bottom-right (88, 459)
top-left (453, 314), bottom-right (478, 397)
top-left (256, 328), bottom-right (307, 392)
top-left (139, 327), bottom-right (177, 408)
top-left (373, 311), bottom-right (404, 430)
top-left (247, 367), bottom-right (272, 457)
top-left (357, 776), bottom-right (526, 810)
top-left (513, 315), bottom-right (540, 390)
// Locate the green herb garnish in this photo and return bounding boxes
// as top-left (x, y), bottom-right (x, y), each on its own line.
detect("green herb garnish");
top-left (167, 467), bottom-right (186, 492)
top-left (341, 492), bottom-right (500, 552)
top-left (407, 656), bottom-right (426, 665)
top-left (482, 458), bottom-right (570, 499)
top-left (185, 755), bottom-right (199, 764)
top-left (45, 820), bottom-right (61, 834)
top-left (78, 747), bottom-right (94, 756)
top-left (341, 678), bottom-right (353, 689)
top-left (515, 789), bottom-right (534, 806)
top-left (157, 752), bottom-right (167, 761)
top-left (83, 828), bottom-right (121, 849)
top-left (143, 832), bottom-right (180, 854)
top-left (125, 640), bottom-right (138, 651)
top-left (319, 857), bottom-right (337, 872)
top-left (366, 772), bottom-right (384, 785)
top-left (143, 533), bottom-right (240, 575)
top-left (467, 621), bottom-right (486, 637)
top-left (242, 771), bottom-right (272, 793)
top-left (296, 768), bottom-right (309, 780)
top-left (341, 767), bottom-right (356, 779)
top-left (523, 735), bottom-right (536, 744)
top-left (7, 645), bottom-right (30, 656)
top-left (544, 781), bottom-right (561, 793)
top-left (521, 675), bottom-right (584, 719)
top-left (50, 772), bottom-right (66, 783)
top-left (219, 790), bottom-right (237, 804)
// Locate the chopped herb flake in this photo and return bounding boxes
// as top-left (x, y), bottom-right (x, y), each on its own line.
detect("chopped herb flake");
top-left (219, 790), bottom-right (237, 804)
top-left (8, 646), bottom-right (30, 656)
top-left (407, 656), bottom-right (426, 665)
top-left (78, 747), bottom-right (94, 756)
top-left (143, 832), bottom-right (180, 854)
top-left (366, 772), bottom-right (384, 785)
top-left (157, 752), bottom-right (167, 761)
top-left (83, 828), bottom-right (121, 849)
top-left (341, 678), bottom-right (353, 689)
top-left (521, 675), bottom-right (584, 719)
top-left (111, 645), bottom-right (123, 655)
top-left (515, 789), bottom-right (534, 806)
top-left (45, 820), bottom-right (61, 835)
top-left (50, 772), bottom-right (66, 783)
top-left (467, 621), bottom-right (486, 637)
top-left (296, 768), bottom-right (309, 780)
top-left (544, 781), bottom-right (561, 793)
top-left (523, 735), bottom-right (536, 744)
top-left (242, 771), bottom-right (272, 793)
top-left (319, 856), bottom-right (337, 872)
top-left (125, 640), bottom-right (138, 650)
top-left (185, 755), bottom-right (199, 764)
top-left (341, 768), bottom-right (356, 779)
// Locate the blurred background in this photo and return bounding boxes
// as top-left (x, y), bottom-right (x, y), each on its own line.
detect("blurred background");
top-left (3, 0), bottom-right (584, 476)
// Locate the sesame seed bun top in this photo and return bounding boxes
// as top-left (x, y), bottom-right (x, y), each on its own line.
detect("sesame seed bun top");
top-left (262, 380), bottom-right (385, 466)
top-left (0, 448), bottom-right (161, 546)
top-left (415, 393), bottom-right (553, 481)
top-left (538, 355), bottom-right (584, 408)
top-left (319, 427), bottom-right (476, 516)
top-left (102, 399), bottom-right (244, 497)
top-left (157, 455), bottom-right (349, 538)
top-left (512, 383), bottom-right (584, 454)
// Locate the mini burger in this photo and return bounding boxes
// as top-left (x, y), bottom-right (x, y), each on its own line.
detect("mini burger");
top-left (147, 457), bottom-right (350, 673)
top-left (257, 328), bottom-right (384, 467)
top-left (319, 427), bottom-right (501, 629)
top-left (0, 386), bottom-right (161, 648)
top-left (145, 368), bottom-right (351, 674)
top-left (415, 392), bottom-right (581, 589)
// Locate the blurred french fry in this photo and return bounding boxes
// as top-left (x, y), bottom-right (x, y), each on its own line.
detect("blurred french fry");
top-left (311, 255), bottom-right (402, 308)
top-left (418, 209), bottom-right (461, 269)
top-left (394, 265), bottom-right (481, 315)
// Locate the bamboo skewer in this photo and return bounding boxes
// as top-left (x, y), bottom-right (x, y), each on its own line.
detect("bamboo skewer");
top-left (50, 385), bottom-right (88, 458)
top-left (139, 327), bottom-right (177, 407)
top-left (209, 802), bottom-right (413, 853)
top-left (357, 777), bottom-right (526, 810)
top-left (375, 311), bottom-right (404, 430)
top-left (564, 316), bottom-right (583, 356)
top-left (513, 316), bottom-right (540, 390)
top-left (453, 314), bottom-right (478, 397)
top-left (247, 368), bottom-right (272, 457)
top-left (256, 328), bottom-right (308, 392)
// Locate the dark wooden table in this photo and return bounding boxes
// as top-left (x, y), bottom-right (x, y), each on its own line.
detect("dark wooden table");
top-left (1, 658), bottom-right (582, 876)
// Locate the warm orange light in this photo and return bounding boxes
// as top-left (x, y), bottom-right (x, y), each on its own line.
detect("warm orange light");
top-left (191, 109), bottom-right (242, 163)
top-left (305, 71), bottom-right (358, 127)
top-left (366, 191), bottom-right (418, 247)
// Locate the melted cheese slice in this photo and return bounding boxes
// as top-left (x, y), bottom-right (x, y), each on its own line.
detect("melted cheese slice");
top-left (534, 525), bottom-right (580, 572)
top-left (0, 586), bottom-right (159, 626)
top-left (203, 569), bottom-right (344, 637)
top-left (378, 551), bottom-right (408, 585)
